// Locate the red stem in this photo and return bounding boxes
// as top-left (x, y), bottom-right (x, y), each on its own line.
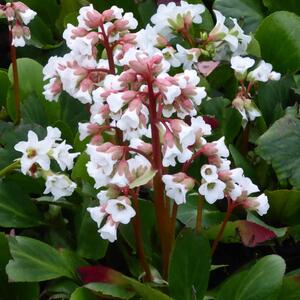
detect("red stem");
top-left (211, 198), bottom-right (235, 255)
top-left (146, 77), bottom-right (170, 278)
top-left (131, 189), bottom-right (152, 282)
top-left (182, 148), bottom-right (204, 173)
top-left (99, 23), bottom-right (115, 75)
top-left (9, 32), bottom-right (21, 124)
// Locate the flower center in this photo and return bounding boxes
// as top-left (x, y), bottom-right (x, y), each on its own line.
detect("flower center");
top-left (205, 168), bottom-right (212, 175)
top-left (207, 182), bottom-right (216, 190)
top-left (26, 147), bottom-right (37, 158)
top-left (116, 203), bottom-right (126, 211)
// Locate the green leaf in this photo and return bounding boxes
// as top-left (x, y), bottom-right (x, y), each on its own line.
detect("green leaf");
top-left (265, 190), bottom-right (300, 226)
top-left (0, 70), bottom-right (9, 107)
top-left (177, 193), bottom-right (225, 229)
top-left (169, 229), bottom-right (211, 300)
top-left (70, 287), bottom-right (99, 300)
top-left (85, 282), bottom-right (135, 299)
top-left (246, 36), bottom-right (261, 57)
top-left (217, 255), bottom-right (286, 300)
top-left (75, 198), bottom-right (108, 260)
top-left (6, 236), bottom-right (75, 282)
top-left (278, 276), bottom-right (300, 300)
top-left (129, 168), bottom-right (156, 188)
top-left (0, 182), bottom-right (42, 228)
top-left (255, 12), bottom-right (300, 73)
top-left (0, 282), bottom-right (40, 300)
top-left (263, 0), bottom-right (300, 16)
top-left (257, 75), bottom-right (296, 126)
top-left (256, 109), bottom-right (300, 189)
top-left (213, 0), bottom-right (265, 33)
top-left (229, 144), bottom-right (257, 181)
top-left (7, 58), bottom-right (60, 123)
top-left (201, 97), bottom-right (242, 143)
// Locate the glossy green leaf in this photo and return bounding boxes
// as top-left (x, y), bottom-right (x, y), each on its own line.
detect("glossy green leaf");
top-left (7, 58), bottom-right (60, 123)
top-left (256, 108), bottom-right (300, 189)
top-left (70, 287), bottom-right (99, 300)
top-left (85, 282), bottom-right (135, 299)
top-left (256, 12), bottom-right (300, 73)
top-left (217, 255), bottom-right (286, 300)
top-left (265, 190), bottom-right (300, 226)
top-left (75, 198), bottom-right (108, 260)
top-left (201, 97), bottom-right (242, 143)
top-left (263, 0), bottom-right (300, 16)
top-left (0, 182), bottom-right (42, 228)
top-left (257, 75), bottom-right (296, 126)
top-left (6, 236), bottom-right (75, 282)
top-left (278, 276), bottom-right (300, 300)
top-left (129, 169), bottom-right (156, 188)
top-left (0, 70), bottom-right (9, 107)
top-left (213, 0), bottom-right (265, 33)
top-left (169, 229), bottom-right (211, 300)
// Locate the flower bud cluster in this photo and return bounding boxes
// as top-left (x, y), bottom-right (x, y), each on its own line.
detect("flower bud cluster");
top-left (14, 127), bottom-right (79, 200)
top-left (230, 56), bottom-right (281, 126)
top-left (42, 2), bottom-right (271, 242)
top-left (0, 1), bottom-right (36, 47)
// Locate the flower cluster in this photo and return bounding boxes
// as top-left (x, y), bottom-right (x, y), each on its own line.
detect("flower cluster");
top-left (0, 1), bottom-right (36, 47)
top-left (41, 1), bottom-right (271, 242)
top-left (230, 56), bottom-right (281, 126)
top-left (14, 127), bottom-right (78, 200)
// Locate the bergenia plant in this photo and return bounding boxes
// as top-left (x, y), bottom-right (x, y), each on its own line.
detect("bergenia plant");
top-left (0, 0), bottom-right (299, 299)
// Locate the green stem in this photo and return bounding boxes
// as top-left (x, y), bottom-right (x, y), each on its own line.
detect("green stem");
top-left (0, 160), bottom-right (20, 177)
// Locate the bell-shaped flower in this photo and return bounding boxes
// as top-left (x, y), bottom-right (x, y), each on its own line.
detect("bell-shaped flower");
top-left (105, 197), bottom-right (136, 224)
top-left (199, 179), bottom-right (226, 204)
top-left (43, 174), bottom-right (77, 201)
top-left (98, 217), bottom-right (118, 242)
top-left (163, 172), bottom-right (194, 205)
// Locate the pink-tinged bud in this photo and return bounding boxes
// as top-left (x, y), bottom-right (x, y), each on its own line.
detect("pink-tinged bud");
top-left (50, 79), bottom-right (62, 95)
top-left (11, 23), bottom-right (24, 37)
top-left (119, 69), bottom-right (137, 83)
top-left (156, 34), bottom-right (168, 47)
top-left (85, 10), bottom-right (102, 28)
top-left (207, 154), bottom-right (222, 168)
top-left (102, 9), bottom-right (114, 21)
top-left (90, 134), bottom-right (103, 145)
top-left (12, 2), bottom-right (28, 12)
top-left (202, 143), bottom-right (216, 156)
top-left (5, 6), bottom-right (15, 21)
top-left (122, 91), bottom-right (137, 101)
top-left (114, 19), bottom-right (129, 31)
top-left (80, 78), bottom-right (94, 92)
top-left (218, 170), bottom-right (232, 182)
top-left (164, 131), bottom-right (175, 148)
top-left (122, 33), bottom-right (136, 43)
top-left (183, 11), bottom-right (193, 28)
top-left (72, 27), bottom-right (89, 38)
top-left (22, 26), bottom-right (30, 38)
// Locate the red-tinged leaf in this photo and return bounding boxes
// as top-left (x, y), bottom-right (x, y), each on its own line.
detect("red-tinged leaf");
top-left (78, 265), bottom-right (125, 285)
top-left (203, 115), bottom-right (219, 129)
top-left (237, 220), bottom-right (276, 247)
top-left (197, 61), bottom-right (220, 77)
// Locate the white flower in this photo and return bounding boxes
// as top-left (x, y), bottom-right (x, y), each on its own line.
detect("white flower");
top-left (201, 164), bottom-right (218, 183)
top-left (199, 179), bottom-right (226, 204)
top-left (163, 85), bottom-right (181, 105)
top-left (98, 219), bottom-right (118, 242)
top-left (19, 8), bottom-right (37, 25)
top-left (51, 141), bottom-right (79, 171)
top-left (105, 197), bottom-right (136, 224)
top-left (103, 75), bottom-right (124, 91)
top-left (12, 35), bottom-right (26, 47)
top-left (269, 71), bottom-right (281, 81)
top-left (44, 174), bottom-right (77, 200)
top-left (87, 206), bottom-right (107, 227)
top-left (14, 131), bottom-right (52, 174)
top-left (163, 173), bottom-right (194, 205)
top-left (209, 10), bottom-right (228, 40)
top-left (175, 45), bottom-right (200, 69)
top-left (230, 56), bottom-right (255, 79)
top-left (107, 93), bottom-right (127, 113)
top-left (162, 143), bottom-right (182, 167)
top-left (247, 61), bottom-right (273, 82)
top-left (123, 12), bottom-right (138, 30)
top-left (86, 161), bottom-right (110, 189)
top-left (254, 194), bottom-right (269, 216)
top-left (162, 47), bottom-right (181, 67)
top-left (213, 137), bottom-right (230, 158)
